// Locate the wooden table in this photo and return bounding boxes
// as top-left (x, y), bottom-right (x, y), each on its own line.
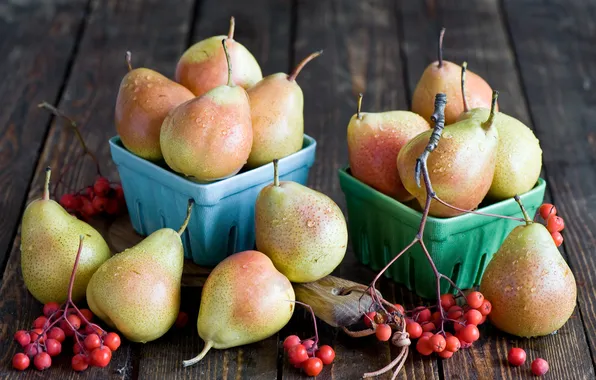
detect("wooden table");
top-left (1, 0), bottom-right (595, 379)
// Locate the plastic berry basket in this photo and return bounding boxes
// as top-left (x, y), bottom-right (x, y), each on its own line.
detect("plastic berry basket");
top-left (338, 167), bottom-right (546, 299)
top-left (109, 135), bottom-right (316, 266)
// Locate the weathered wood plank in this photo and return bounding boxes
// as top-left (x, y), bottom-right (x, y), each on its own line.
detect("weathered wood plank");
top-left (399, 0), bottom-right (595, 378)
top-left (0, 0), bottom-right (89, 273)
top-left (135, 1), bottom-right (292, 378)
top-left (0, 0), bottom-right (195, 378)
top-left (291, 0), bottom-right (439, 378)
top-left (503, 0), bottom-right (596, 372)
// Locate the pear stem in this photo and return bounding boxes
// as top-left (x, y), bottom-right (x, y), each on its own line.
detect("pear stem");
top-left (273, 159), bottom-right (280, 187)
top-left (125, 51), bottom-right (132, 72)
top-left (482, 90), bottom-right (499, 129)
top-left (461, 61), bottom-right (469, 112)
top-left (222, 39), bottom-right (233, 87)
top-left (227, 16), bottom-right (235, 40)
top-left (357, 93), bottom-right (363, 120)
top-left (514, 195), bottom-right (533, 225)
top-left (43, 167), bottom-right (51, 200)
top-left (183, 341), bottom-right (214, 367)
top-left (437, 27), bottom-right (446, 68)
top-left (178, 199), bottom-right (195, 235)
top-left (288, 50), bottom-right (323, 82)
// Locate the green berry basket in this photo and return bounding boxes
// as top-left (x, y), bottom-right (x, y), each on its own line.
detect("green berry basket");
top-left (338, 167), bottom-right (546, 299)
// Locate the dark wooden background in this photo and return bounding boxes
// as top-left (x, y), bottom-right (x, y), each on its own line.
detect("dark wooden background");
top-left (1, 0), bottom-right (595, 379)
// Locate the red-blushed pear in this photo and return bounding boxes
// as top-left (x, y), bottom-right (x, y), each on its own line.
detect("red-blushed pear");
top-left (397, 91), bottom-right (500, 217)
top-left (411, 28), bottom-right (495, 125)
top-left (480, 197), bottom-right (576, 337)
top-left (160, 40), bottom-right (253, 182)
top-left (176, 17), bottom-right (262, 97)
top-left (115, 52), bottom-right (194, 161)
top-left (347, 93), bottom-right (430, 201)
top-left (182, 250), bottom-right (295, 367)
top-left (246, 50), bottom-right (322, 168)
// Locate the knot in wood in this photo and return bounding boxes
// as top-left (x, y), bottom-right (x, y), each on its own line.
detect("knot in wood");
top-left (391, 331), bottom-right (411, 347)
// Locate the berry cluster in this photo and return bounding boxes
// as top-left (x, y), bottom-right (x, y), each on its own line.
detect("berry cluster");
top-left (283, 335), bottom-right (335, 377)
top-left (364, 291), bottom-right (492, 359)
top-left (538, 203), bottom-right (565, 247)
top-left (12, 302), bottom-right (121, 372)
top-left (59, 176), bottom-right (126, 220)
top-left (507, 348), bottom-right (549, 376)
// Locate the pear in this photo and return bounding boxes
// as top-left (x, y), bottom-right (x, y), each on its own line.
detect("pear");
top-left (255, 160), bottom-right (348, 282)
top-left (347, 93), bottom-right (430, 201)
top-left (20, 168), bottom-right (111, 304)
top-left (411, 28), bottom-right (495, 125)
top-left (246, 51), bottom-right (322, 168)
top-left (115, 52), bottom-right (195, 161)
top-left (457, 63), bottom-right (542, 199)
top-left (183, 250), bottom-right (294, 367)
top-left (86, 201), bottom-right (193, 343)
top-left (397, 91), bottom-right (500, 217)
top-left (161, 39), bottom-right (253, 182)
top-left (176, 17), bottom-right (262, 97)
top-left (480, 198), bottom-right (577, 337)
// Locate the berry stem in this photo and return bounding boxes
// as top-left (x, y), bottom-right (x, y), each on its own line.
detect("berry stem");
top-left (288, 50), bottom-right (323, 82)
top-left (221, 39), bottom-right (233, 87)
top-left (125, 51), bottom-right (133, 72)
top-left (461, 61), bottom-right (470, 113)
top-left (293, 300), bottom-right (320, 349)
top-left (227, 16), bottom-right (235, 40)
top-left (273, 159), bottom-right (280, 187)
top-left (357, 93), bottom-right (363, 120)
top-left (178, 199), bottom-right (195, 235)
top-left (437, 27), bottom-right (446, 68)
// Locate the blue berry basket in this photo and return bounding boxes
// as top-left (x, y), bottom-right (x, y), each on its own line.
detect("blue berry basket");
top-left (109, 135), bottom-right (316, 266)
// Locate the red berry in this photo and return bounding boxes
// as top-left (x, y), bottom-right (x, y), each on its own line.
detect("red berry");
top-left (406, 320), bottom-right (423, 339)
top-left (392, 304), bottom-right (405, 315)
top-left (85, 186), bottom-right (95, 199)
top-left (438, 349), bottom-right (454, 359)
top-left (429, 334), bottom-right (446, 353)
top-left (453, 319), bottom-right (466, 332)
top-left (175, 311), bottom-right (188, 328)
top-left (478, 315), bottom-right (487, 325)
top-left (92, 196), bottom-right (109, 213)
top-left (421, 331), bottom-right (434, 339)
top-left (421, 322), bottom-right (436, 332)
top-left (417, 308), bottom-right (431, 322)
top-left (539, 204), bottom-right (557, 220)
top-left (80, 197), bottom-right (96, 217)
top-left (288, 344), bottom-right (309, 366)
top-left (80, 308), bottom-right (94, 323)
top-left (315, 345), bottom-right (335, 365)
top-left (464, 309), bottom-right (483, 325)
top-left (459, 339), bottom-right (473, 349)
top-left (73, 342), bottom-right (84, 355)
top-left (43, 302), bottom-right (61, 317)
top-left (14, 330), bottom-right (31, 347)
top-left (33, 352), bottom-right (51, 370)
top-left (459, 325), bottom-right (480, 343)
top-left (531, 358), bottom-right (549, 376)
top-left (32, 316), bottom-right (48, 329)
top-left (302, 339), bottom-right (315, 351)
top-left (30, 328), bottom-right (46, 343)
top-left (416, 337), bottom-right (433, 356)
top-left (90, 346), bottom-right (112, 368)
top-left (440, 294), bottom-right (456, 310)
top-left (552, 231), bottom-right (564, 247)
top-left (13, 352), bottom-right (30, 370)
top-left (114, 184), bottom-right (124, 200)
top-left (375, 324), bottom-right (392, 341)
top-left (60, 320), bottom-right (74, 336)
top-left (283, 335), bottom-right (301, 351)
top-left (546, 215), bottom-right (565, 233)
top-left (479, 300), bottom-right (492, 316)
top-left (103, 332), bottom-right (121, 352)
top-left (45, 338), bottom-right (62, 357)
top-left (94, 177), bottom-right (111, 196)
top-left (431, 311), bottom-right (442, 324)
top-left (363, 311), bottom-right (377, 328)
top-left (447, 306), bottom-right (463, 320)
top-left (60, 193), bottom-right (82, 210)
top-left (67, 314), bottom-right (82, 330)
top-left (302, 357), bottom-right (323, 377)
top-left (445, 336), bottom-right (461, 352)
top-left (47, 327), bottom-right (65, 343)
top-left (507, 347), bottom-right (526, 366)
top-left (72, 353), bottom-right (89, 371)
top-left (84, 333), bottom-right (102, 351)
top-left (106, 198), bottom-right (120, 215)
top-left (466, 291), bottom-right (484, 309)
top-left (24, 343), bottom-right (39, 357)
top-left (84, 324), bottom-right (103, 335)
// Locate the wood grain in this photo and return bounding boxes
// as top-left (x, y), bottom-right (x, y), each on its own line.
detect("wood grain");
top-left (503, 0), bottom-right (596, 371)
top-left (0, 0), bottom-right (89, 274)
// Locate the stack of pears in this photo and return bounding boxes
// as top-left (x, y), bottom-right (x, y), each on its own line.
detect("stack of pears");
top-left (115, 16), bottom-right (319, 182)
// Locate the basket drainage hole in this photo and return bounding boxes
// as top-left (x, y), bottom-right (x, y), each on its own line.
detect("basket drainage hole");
top-left (449, 263), bottom-right (462, 293)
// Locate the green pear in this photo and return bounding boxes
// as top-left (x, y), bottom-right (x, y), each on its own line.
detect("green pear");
top-left (86, 201), bottom-right (193, 343)
top-left (398, 91), bottom-right (500, 217)
top-left (175, 17), bottom-right (262, 97)
top-left (255, 160), bottom-right (348, 283)
top-left (347, 93), bottom-right (430, 201)
top-left (115, 52), bottom-right (194, 161)
top-left (246, 51), bottom-right (322, 168)
top-left (480, 200), bottom-right (576, 337)
top-left (183, 250), bottom-right (294, 367)
top-left (20, 168), bottom-right (111, 304)
top-left (161, 39), bottom-right (252, 182)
